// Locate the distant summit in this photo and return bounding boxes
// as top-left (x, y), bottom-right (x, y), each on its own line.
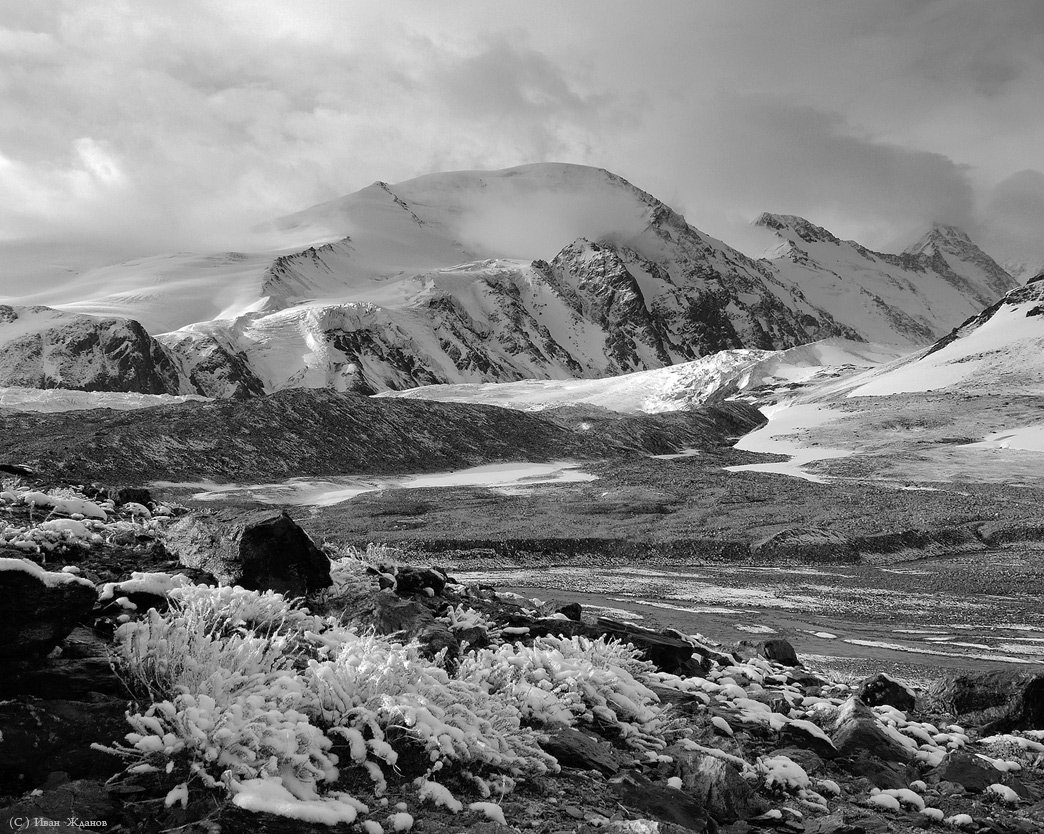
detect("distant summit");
top-left (755, 213), bottom-right (1017, 345)
top-left (0, 164), bottom-right (1020, 397)
top-left (754, 213), bottom-right (841, 246)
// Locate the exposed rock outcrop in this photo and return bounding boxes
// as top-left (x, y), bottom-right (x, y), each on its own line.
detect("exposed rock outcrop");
top-left (164, 508), bottom-right (331, 596)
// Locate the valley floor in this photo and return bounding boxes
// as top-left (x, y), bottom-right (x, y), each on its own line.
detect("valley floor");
top-left (467, 549), bottom-right (1044, 681)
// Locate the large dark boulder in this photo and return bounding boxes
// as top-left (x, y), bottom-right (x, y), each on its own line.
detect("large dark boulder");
top-left (0, 559), bottom-right (98, 657)
top-left (859, 672), bottom-right (916, 712)
top-left (610, 772), bottom-right (717, 833)
top-left (672, 750), bottom-right (769, 823)
top-left (935, 670), bottom-right (1044, 731)
top-left (830, 697), bottom-right (914, 763)
top-left (932, 752), bottom-right (1034, 798)
top-left (164, 509), bottom-right (331, 597)
top-left (759, 638), bottom-right (800, 667)
top-left (593, 618), bottom-right (708, 676)
top-left (540, 726), bottom-right (621, 775)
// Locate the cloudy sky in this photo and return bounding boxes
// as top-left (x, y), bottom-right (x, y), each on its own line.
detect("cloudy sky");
top-left (3, 0), bottom-right (1044, 278)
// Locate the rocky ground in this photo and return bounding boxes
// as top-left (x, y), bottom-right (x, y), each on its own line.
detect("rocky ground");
top-left (0, 389), bottom-right (763, 483)
top-left (2, 479), bottom-right (1044, 833)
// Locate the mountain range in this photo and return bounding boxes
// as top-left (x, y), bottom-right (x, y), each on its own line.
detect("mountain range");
top-left (0, 163), bottom-right (1021, 398)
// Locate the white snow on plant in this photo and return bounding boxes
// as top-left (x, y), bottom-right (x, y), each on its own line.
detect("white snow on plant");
top-left (458, 635), bottom-right (670, 749)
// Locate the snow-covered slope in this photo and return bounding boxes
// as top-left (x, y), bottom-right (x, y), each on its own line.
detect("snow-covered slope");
top-left (758, 215), bottom-right (1017, 346)
top-left (158, 165), bottom-right (862, 395)
top-left (842, 275), bottom-right (1044, 397)
top-left (379, 339), bottom-right (901, 415)
top-left (0, 306), bottom-right (182, 394)
top-left (1, 164), bottom-right (1016, 397)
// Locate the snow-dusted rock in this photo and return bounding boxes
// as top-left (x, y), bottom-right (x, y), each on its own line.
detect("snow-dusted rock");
top-left (164, 508), bottom-right (331, 597)
top-left (672, 750), bottom-right (769, 823)
top-left (0, 557), bottom-right (97, 657)
top-left (830, 697), bottom-right (914, 764)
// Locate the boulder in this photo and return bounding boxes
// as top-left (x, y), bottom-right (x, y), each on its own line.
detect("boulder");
top-left (935, 670), bottom-right (1044, 731)
top-left (837, 752), bottom-right (910, 790)
top-left (540, 726), bottom-right (621, 775)
top-left (932, 752), bottom-right (1033, 798)
top-left (596, 618), bottom-right (709, 676)
top-left (0, 557), bottom-right (98, 657)
top-left (558, 602), bottom-right (583, 621)
top-left (388, 565), bottom-right (449, 596)
top-left (517, 615), bottom-right (708, 675)
top-left (779, 721), bottom-right (839, 759)
top-left (830, 697), bottom-right (914, 763)
top-left (610, 772), bottom-right (716, 833)
top-left (858, 672), bottom-right (915, 712)
top-left (759, 638), bottom-right (800, 667)
top-left (115, 486), bottom-right (153, 507)
top-left (673, 750), bottom-right (770, 822)
top-left (164, 509), bottom-right (331, 596)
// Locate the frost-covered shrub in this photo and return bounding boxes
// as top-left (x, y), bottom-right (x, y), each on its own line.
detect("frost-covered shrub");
top-left (170, 584), bottom-right (325, 643)
top-left (459, 635), bottom-right (670, 749)
top-left (109, 691), bottom-right (338, 796)
top-left (304, 632), bottom-right (556, 793)
top-left (438, 604), bottom-right (499, 639)
top-left (107, 582), bottom-right (557, 820)
top-left (113, 585), bottom-right (324, 701)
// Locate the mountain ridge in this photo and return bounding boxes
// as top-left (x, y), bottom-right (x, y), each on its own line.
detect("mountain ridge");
top-left (0, 163), bottom-right (1018, 398)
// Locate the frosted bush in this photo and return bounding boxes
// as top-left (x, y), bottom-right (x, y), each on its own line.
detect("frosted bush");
top-left (108, 582), bottom-right (558, 819)
top-left (169, 584), bottom-right (326, 643)
top-left (304, 631), bottom-right (556, 789)
top-left (438, 604), bottom-right (498, 634)
top-left (459, 635), bottom-right (671, 749)
top-left (113, 586), bottom-right (324, 702)
top-left (107, 690), bottom-right (339, 795)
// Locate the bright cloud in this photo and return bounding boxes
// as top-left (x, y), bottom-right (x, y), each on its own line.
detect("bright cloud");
top-left (1, 0), bottom-right (1043, 286)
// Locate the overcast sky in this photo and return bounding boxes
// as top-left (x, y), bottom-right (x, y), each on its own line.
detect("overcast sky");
top-left (3, 0), bottom-right (1044, 277)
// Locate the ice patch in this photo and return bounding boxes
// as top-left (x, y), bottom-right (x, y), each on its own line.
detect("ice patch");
top-left (726, 403), bottom-right (854, 483)
top-left (154, 461), bottom-right (597, 506)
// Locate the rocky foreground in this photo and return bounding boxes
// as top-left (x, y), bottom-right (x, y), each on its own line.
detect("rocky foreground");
top-left (1, 480), bottom-right (1044, 833)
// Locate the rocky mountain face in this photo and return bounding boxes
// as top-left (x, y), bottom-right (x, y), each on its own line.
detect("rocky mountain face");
top-left (0, 306), bottom-right (182, 395)
top-left (1, 165), bottom-right (1017, 398)
top-left (757, 215), bottom-right (1019, 346)
top-left (839, 273), bottom-right (1044, 398)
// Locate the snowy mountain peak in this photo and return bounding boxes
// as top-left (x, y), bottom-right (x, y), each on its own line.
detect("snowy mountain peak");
top-left (754, 213), bottom-right (840, 246)
top-left (903, 223), bottom-right (977, 258)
